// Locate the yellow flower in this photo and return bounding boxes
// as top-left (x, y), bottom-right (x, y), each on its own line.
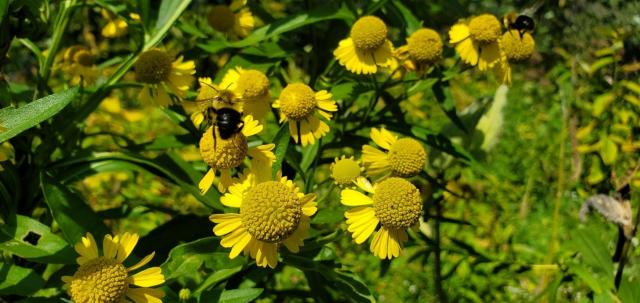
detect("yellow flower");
top-left (135, 49), bottom-right (195, 106)
top-left (219, 67), bottom-right (272, 121)
top-left (272, 83), bottom-right (337, 146)
top-left (210, 171), bottom-right (317, 268)
top-left (341, 177), bottom-right (422, 259)
top-left (207, 1), bottom-right (255, 39)
top-left (198, 115), bottom-right (275, 194)
top-left (331, 156), bottom-right (362, 187)
top-left (362, 128), bottom-right (426, 178)
top-left (101, 9), bottom-right (128, 38)
top-left (449, 14), bottom-right (502, 71)
top-left (395, 28), bottom-right (443, 74)
top-left (333, 16), bottom-right (395, 74)
top-left (58, 45), bottom-right (98, 85)
top-left (495, 30), bottom-right (536, 85)
top-left (62, 232), bottom-right (165, 303)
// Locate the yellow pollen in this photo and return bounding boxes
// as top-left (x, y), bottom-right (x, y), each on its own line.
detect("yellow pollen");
top-left (68, 257), bottom-right (128, 303)
top-left (331, 157), bottom-right (361, 186)
top-left (240, 181), bottom-right (302, 242)
top-left (407, 28), bottom-right (443, 64)
top-left (278, 83), bottom-right (317, 120)
top-left (134, 49), bottom-right (172, 84)
top-left (373, 177), bottom-right (422, 229)
top-left (199, 127), bottom-right (248, 169)
top-left (236, 69), bottom-right (270, 99)
top-left (388, 138), bottom-right (426, 177)
top-left (468, 14), bottom-right (501, 44)
top-left (350, 16), bottom-right (388, 51)
top-left (501, 30), bottom-right (535, 61)
top-left (208, 5), bottom-right (235, 32)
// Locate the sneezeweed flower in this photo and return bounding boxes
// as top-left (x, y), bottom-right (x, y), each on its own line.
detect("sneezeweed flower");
top-left (333, 16), bottom-right (395, 74)
top-left (219, 67), bottom-right (272, 120)
top-left (495, 30), bottom-right (536, 84)
top-left (135, 49), bottom-right (195, 106)
top-left (207, 0), bottom-right (255, 39)
top-left (62, 232), bottom-right (165, 303)
top-left (189, 78), bottom-right (242, 122)
top-left (58, 45), bottom-right (98, 85)
top-left (101, 9), bottom-right (128, 38)
top-left (331, 156), bottom-right (362, 187)
top-left (449, 14), bottom-right (502, 71)
top-left (199, 115), bottom-right (275, 194)
top-left (341, 177), bottom-right (422, 259)
top-left (362, 128), bottom-right (427, 178)
top-left (395, 28), bottom-right (443, 75)
top-left (273, 83), bottom-right (337, 146)
top-left (210, 171), bottom-right (317, 268)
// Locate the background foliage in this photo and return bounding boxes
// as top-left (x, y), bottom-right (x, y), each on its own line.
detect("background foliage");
top-left (1, 0), bottom-right (640, 302)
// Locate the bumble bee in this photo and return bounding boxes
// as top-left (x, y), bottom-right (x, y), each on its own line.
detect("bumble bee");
top-left (503, 12), bottom-right (535, 38)
top-left (191, 82), bottom-right (245, 147)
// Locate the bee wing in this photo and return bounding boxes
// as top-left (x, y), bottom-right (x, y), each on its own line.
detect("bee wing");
top-left (521, 0), bottom-right (544, 16)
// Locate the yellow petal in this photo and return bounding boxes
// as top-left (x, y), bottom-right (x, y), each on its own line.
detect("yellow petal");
top-left (116, 232), bottom-right (139, 263)
top-left (370, 128), bottom-right (397, 150)
top-left (241, 114), bottom-right (263, 137)
top-left (456, 38), bottom-right (479, 66)
top-left (74, 233), bottom-right (98, 264)
top-left (129, 267), bottom-right (165, 287)
top-left (126, 288), bottom-right (164, 303)
top-left (478, 41), bottom-right (501, 71)
top-left (103, 234), bottom-right (119, 259)
top-left (341, 189), bottom-right (373, 206)
top-left (220, 227), bottom-right (248, 248)
top-left (127, 252), bottom-right (155, 272)
top-left (212, 214), bottom-right (243, 236)
top-left (198, 168), bottom-right (216, 195)
top-left (229, 232), bottom-right (252, 259)
top-left (449, 23), bottom-right (470, 44)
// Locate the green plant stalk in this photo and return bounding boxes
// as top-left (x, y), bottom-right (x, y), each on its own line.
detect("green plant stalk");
top-left (39, 0), bottom-right (78, 88)
top-left (434, 199), bottom-right (446, 302)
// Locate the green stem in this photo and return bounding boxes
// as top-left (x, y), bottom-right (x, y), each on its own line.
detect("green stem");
top-left (434, 199), bottom-right (446, 302)
top-left (39, 0), bottom-right (78, 89)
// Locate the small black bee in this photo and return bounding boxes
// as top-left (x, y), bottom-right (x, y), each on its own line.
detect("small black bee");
top-left (503, 13), bottom-right (535, 38)
top-left (192, 82), bottom-right (245, 147)
top-left (214, 107), bottom-right (244, 139)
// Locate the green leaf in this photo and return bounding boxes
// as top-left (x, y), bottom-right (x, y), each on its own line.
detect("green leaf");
top-left (194, 267), bottom-right (243, 296)
top-left (272, 125), bottom-right (291, 178)
top-left (599, 136), bottom-right (618, 165)
top-left (0, 215), bottom-right (75, 264)
top-left (0, 263), bottom-right (45, 296)
top-left (219, 288), bottom-right (264, 303)
top-left (432, 80), bottom-right (468, 134)
top-left (390, 1), bottom-right (421, 34)
top-left (198, 3), bottom-right (354, 54)
top-left (41, 173), bottom-right (110, 244)
top-left (569, 263), bottom-right (604, 293)
top-left (161, 237), bottom-right (245, 282)
top-left (618, 276), bottom-right (640, 303)
top-left (571, 226), bottom-right (614, 275)
top-left (592, 93), bottom-right (615, 117)
top-left (0, 87), bottom-right (78, 142)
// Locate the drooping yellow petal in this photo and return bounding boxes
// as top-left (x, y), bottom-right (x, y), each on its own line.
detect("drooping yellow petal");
top-left (198, 168), bottom-right (216, 195)
top-left (370, 128), bottom-right (397, 150)
top-left (127, 252), bottom-right (155, 272)
top-left (301, 197), bottom-right (318, 216)
top-left (229, 232), bottom-right (252, 259)
top-left (138, 85), bottom-right (153, 106)
top-left (449, 23), bottom-right (470, 44)
top-left (355, 177), bottom-right (375, 194)
top-left (116, 232), bottom-right (139, 263)
top-left (477, 41), bottom-right (501, 71)
top-left (129, 267), bottom-right (165, 287)
top-left (220, 226), bottom-right (248, 247)
top-left (234, 10), bottom-right (255, 38)
top-left (218, 169), bottom-right (233, 192)
top-left (255, 241), bottom-right (278, 268)
top-left (372, 40), bottom-right (395, 68)
top-left (298, 118), bottom-right (316, 146)
top-left (370, 227), bottom-right (390, 259)
top-left (282, 216), bottom-right (309, 252)
top-left (361, 145), bottom-right (390, 176)
top-left (334, 38), bottom-right (378, 74)
top-left (191, 112), bottom-right (204, 128)
top-left (126, 288), bottom-right (164, 303)
top-left (341, 189), bottom-right (374, 206)
top-left (455, 38), bottom-right (479, 66)
top-left (212, 214), bottom-right (243, 236)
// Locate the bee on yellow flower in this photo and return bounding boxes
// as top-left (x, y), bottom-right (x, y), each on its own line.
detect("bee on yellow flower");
top-left (273, 83), bottom-right (337, 146)
top-left (134, 49), bottom-right (195, 106)
top-left (218, 67), bottom-right (272, 121)
top-left (341, 177), bottom-right (422, 259)
top-left (333, 16), bottom-right (395, 74)
top-left (210, 170), bottom-right (317, 268)
top-left (62, 232), bottom-right (165, 303)
top-left (362, 128), bottom-right (427, 179)
top-left (495, 30), bottom-right (535, 85)
top-left (208, 0), bottom-right (255, 39)
top-left (449, 14), bottom-right (502, 71)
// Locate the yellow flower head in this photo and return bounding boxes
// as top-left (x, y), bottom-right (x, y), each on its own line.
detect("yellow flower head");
top-left (207, 1), bottom-right (255, 39)
top-left (273, 83), bottom-right (338, 146)
top-left (198, 115), bottom-right (275, 194)
top-left (210, 171), bottom-right (317, 268)
top-left (58, 45), bottom-right (98, 85)
top-left (449, 14), bottom-right (502, 70)
top-left (62, 232), bottom-right (165, 303)
top-left (333, 16), bottom-right (395, 74)
top-left (135, 49), bottom-right (195, 106)
top-left (219, 67), bottom-right (272, 120)
top-left (331, 156), bottom-right (362, 186)
top-left (494, 30), bottom-right (535, 85)
top-left (362, 128), bottom-right (426, 178)
top-left (341, 177), bottom-right (422, 259)
top-left (395, 28), bottom-right (443, 74)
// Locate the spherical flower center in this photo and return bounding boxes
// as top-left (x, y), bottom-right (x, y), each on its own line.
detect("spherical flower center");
top-left (388, 138), bottom-right (426, 177)
top-left (68, 257), bottom-right (128, 303)
top-left (278, 83), bottom-right (317, 120)
top-left (332, 158), bottom-right (361, 186)
top-left (373, 177), bottom-right (422, 229)
top-left (208, 5), bottom-right (235, 32)
top-left (134, 49), bottom-right (172, 84)
top-left (350, 16), bottom-right (388, 51)
top-left (501, 30), bottom-right (535, 61)
top-left (74, 50), bottom-right (95, 66)
top-left (468, 14), bottom-right (501, 44)
top-left (236, 70), bottom-right (270, 99)
top-left (240, 181), bottom-right (302, 242)
top-left (407, 28), bottom-right (443, 64)
top-left (199, 127), bottom-right (248, 169)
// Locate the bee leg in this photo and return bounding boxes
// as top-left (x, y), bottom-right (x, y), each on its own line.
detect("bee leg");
top-left (213, 125), bottom-right (218, 150)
